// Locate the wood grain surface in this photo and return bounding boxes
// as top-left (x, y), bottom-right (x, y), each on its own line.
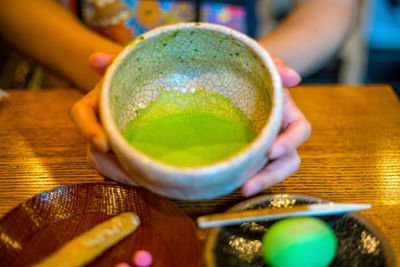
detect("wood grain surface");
top-left (0, 85), bottom-right (399, 261)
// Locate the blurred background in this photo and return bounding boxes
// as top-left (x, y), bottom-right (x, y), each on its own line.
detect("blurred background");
top-left (0, 0), bottom-right (399, 97)
top-left (303, 0), bottom-right (400, 97)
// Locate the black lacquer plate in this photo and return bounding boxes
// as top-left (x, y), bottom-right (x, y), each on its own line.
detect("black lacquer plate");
top-left (204, 194), bottom-right (395, 267)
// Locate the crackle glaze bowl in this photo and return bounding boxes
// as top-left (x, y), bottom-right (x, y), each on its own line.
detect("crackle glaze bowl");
top-left (100, 23), bottom-right (283, 200)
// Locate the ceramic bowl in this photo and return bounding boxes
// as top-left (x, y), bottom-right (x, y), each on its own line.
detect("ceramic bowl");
top-left (204, 194), bottom-right (395, 267)
top-left (100, 23), bottom-right (282, 200)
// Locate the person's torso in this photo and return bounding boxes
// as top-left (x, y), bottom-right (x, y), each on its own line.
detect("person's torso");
top-left (60, 0), bottom-right (257, 43)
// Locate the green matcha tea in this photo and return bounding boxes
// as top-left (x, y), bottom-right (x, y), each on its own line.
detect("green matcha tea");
top-left (121, 90), bottom-right (257, 166)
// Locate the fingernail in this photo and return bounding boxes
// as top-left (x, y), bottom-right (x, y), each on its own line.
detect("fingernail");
top-left (269, 146), bottom-right (285, 160)
top-left (93, 136), bottom-right (110, 152)
top-left (242, 181), bottom-right (261, 197)
top-left (284, 67), bottom-right (301, 87)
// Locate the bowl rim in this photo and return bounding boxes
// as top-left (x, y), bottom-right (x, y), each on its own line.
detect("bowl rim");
top-left (203, 193), bottom-right (396, 267)
top-left (100, 22), bottom-right (283, 178)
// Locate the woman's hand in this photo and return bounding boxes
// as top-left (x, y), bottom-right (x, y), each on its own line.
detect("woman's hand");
top-left (71, 53), bottom-right (311, 195)
top-left (241, 55), bottom-right (311, 196)
top-left (71, 53), bottom-right (135, 186)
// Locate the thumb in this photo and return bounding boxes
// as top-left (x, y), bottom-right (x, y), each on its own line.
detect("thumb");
top-left (89, 53), bottom-right (116, 75)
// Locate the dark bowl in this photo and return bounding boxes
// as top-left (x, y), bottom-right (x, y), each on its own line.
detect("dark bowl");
top-left (204, 194), bottom-right (395, 267)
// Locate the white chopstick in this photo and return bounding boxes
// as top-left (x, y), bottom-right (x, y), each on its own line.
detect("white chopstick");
top-left (197, 203), bottom-right (371, 228)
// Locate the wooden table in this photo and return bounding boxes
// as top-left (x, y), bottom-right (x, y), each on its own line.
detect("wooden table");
top-left (1, 85), bottom-right (399, 261)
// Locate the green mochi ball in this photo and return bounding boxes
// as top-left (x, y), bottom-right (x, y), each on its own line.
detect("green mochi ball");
top-left (262, 217), bottom-right (337, 267)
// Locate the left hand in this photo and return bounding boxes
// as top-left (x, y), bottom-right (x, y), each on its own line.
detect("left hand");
top-left (71, 53), bottom-right (135, 186)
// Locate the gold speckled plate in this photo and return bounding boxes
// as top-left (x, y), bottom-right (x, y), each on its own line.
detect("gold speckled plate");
top-left (204, 194), bottom-right (395, 267)
top-left (0, 183), bottom-right (201, 267)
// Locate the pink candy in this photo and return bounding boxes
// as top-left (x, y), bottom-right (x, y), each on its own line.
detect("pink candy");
top-left (114, 249), bottom-right (153, 267)
top-left (133, 250), bottom-right (153, 267)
